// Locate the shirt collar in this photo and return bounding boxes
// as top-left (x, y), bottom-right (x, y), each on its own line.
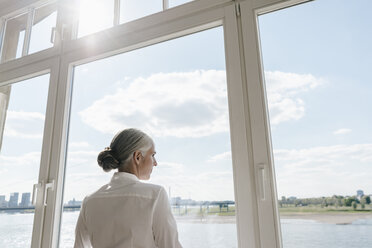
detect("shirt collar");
top-left (111, 172), bottom-right (140, 183)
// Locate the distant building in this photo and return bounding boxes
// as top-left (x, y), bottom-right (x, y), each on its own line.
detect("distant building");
top-left (20, 193), bottom-right (31, 207)
top-left (67, 198), bottom-right (82, 206)
top-left (357, 190), bottom-right (364, 199)
top-left (0, 195), bottom-right (6, 208)
top-left (9, 192), bottom-right (19, 207)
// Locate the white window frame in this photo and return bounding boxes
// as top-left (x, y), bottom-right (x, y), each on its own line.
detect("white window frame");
top-left (0, 56), bottom-right (60, 248)
top-left (0, 0), bottom-right (315, 247)
top-left (0, 0), bottom-right (58, 63)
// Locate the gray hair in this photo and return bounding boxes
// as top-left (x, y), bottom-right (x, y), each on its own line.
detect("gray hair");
top-left (97, 128), bottom-right (153, 172)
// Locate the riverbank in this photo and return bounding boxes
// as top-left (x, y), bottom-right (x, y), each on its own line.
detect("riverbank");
top-left (280, 212), bottom-right (372, 224)
top-left (174, 212), bottom-right (372, 224)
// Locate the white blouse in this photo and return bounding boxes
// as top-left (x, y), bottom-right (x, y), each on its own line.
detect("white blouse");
top-left (74, 172), bottom-right (182, 248)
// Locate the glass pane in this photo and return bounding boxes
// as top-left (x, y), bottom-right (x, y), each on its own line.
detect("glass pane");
top-left (15, 30), bottom-right (25, 59)
top-left (169, 0), bottom-right (193, 8)
top-left (0, 74), bottom-right (50, 247)
top-left (1, 13), bottom-right (27, 62)
top-left (119, 0), bottom-right (162, 24)
top-left (60, 27), bottom-right (237, 247)
top-left (29, 3), bottom-right (58, 54)
top-left (258, 0), bottom-right (372, 247)
top-left (77, 0), bottom-right (115, 38)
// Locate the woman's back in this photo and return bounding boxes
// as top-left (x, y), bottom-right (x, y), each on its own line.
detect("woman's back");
top-left (74, 172), bottom-right (181, 248)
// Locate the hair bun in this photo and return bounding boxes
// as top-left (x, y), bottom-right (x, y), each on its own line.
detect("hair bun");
top-left (97, 149), bottom-right (120, 172)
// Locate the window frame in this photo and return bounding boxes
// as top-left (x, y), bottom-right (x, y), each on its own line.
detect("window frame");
top-left (0, 56), bottom-right (60, 248)
top-left (0, 0), bottom-right (58, 63)
top-left (0, 0), bottom-right (316, 247)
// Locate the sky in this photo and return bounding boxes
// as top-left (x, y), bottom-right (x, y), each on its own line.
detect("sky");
top-left (1, 0), bottom-right (372, 205)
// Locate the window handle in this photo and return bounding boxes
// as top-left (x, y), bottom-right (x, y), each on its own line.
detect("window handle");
top-left (32, 183), bottom-right (42, 206)
top-left (257, 163), bottom-right (266, 201)
top-left (50, 27), bottom-right (56, 44)
top-left (43, 180), bottom-right (55, 206)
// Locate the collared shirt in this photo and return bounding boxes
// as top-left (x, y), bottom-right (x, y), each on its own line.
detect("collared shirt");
top-left (74, 172), bottom-right (182, 248)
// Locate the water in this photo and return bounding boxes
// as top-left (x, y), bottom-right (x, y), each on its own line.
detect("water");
top-left (2, 212), bottom-right (372, 247)
top-left (281, 219), bottom-right (372, 248)
top-left (0, 212), bottom-right (34, 248)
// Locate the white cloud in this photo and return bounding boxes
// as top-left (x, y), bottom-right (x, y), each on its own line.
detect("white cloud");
top-left (333, 128), bottom-right (352, 135)
top-left (3, 110), bottom-right (45, 139)
top-left (66, 150), bottom-right (99, 168)
top-left (0, 152), bottom-right (41, 166)
top-left (79, 70), bottom-right (229, 137)
top-left (6, 110), bottom-right (45, 121)
top-left (68, 141), bottom-right (91, 149)
top-left (208, 151), bottom-right (231, 162)
top-left (79, 70), bottom-right (324, 137)
top-left (4, 127), bottom-right (43, 139)
top-left (265, 71), bottom-right (325, 125)
top-left (273, 143), bottom-right (372, 198)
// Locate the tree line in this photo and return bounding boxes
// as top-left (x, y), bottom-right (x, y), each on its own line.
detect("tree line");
top-left (279, 195), bottom-right (371, 209)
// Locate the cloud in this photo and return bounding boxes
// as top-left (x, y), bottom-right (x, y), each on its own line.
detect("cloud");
top-left (66, 150), bottom-right (99, 169)
top-left (333, 128), bottom-right (352, 135)
top-left (79, 70), bottom-right (324, 137)
top-left (265, 71), bottom-right (325, 125)
top-left (3, 110), bottom-right (45, 139)
top-left (273, 143), bottom-right (372, 197)
top-left (79, 70), bottom-right (229, 138)
top-left (6, 110), bottom-right (45, 121)
top-left (208, 151), bottom-right (231, 162)
top-left (68, 141), bottom-right (91, 149)
top-left (0, 152), bottom-right (41, 166)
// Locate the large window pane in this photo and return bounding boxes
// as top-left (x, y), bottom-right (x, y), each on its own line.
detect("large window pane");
top-left (258, 0), bottom-right (372, 247)
top-left (29, 3), bottom-right (58, 54)
top-left (59, 27), bottom-right (237, 247)
top-left (0, 74), bottom-right (50, 247)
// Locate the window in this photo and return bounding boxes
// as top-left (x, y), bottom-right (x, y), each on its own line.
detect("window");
top-left (5, 0), bottom-right (368, 247)
top-left (0, 2), bottom-right (57, 63)
top-left (60, 27), bottom-right (238, 248)
top-left (1, 12), bottom-right (28, 61)
top-left (0, 74), bottom-right (50, 248)
top-left (258, 0), bottom-right (372, 247)
top-left (29, 3), bottom-right (57, 54)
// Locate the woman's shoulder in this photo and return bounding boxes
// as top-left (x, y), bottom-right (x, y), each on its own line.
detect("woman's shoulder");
top-left (122, 182), bottom-right (169, 202)
top-left (134, 182), bottom-right (165, 195)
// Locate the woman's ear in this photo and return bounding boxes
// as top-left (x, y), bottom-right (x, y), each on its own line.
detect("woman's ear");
top-left (133, 151), bottom-right (141, 165)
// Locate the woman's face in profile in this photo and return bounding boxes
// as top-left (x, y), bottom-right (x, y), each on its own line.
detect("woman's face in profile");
top-left (139, 145), bottom-right (157, 180)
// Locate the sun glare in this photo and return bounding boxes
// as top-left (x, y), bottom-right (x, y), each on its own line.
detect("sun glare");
top-left (78, 0), bottom-right (114, 37)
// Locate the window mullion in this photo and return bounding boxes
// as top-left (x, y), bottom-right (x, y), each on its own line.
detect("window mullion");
top-left (163, 0), bottom-right (169, 10)
top-left (0, 18), bottom-right (7, 62)
top-left (114, 0), bottom-right (120, 26)
top-left (22, 7), bottom-right (35, 57)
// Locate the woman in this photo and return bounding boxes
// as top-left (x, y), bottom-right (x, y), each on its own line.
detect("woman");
top-left (74, 128), bottom-right (182, 248)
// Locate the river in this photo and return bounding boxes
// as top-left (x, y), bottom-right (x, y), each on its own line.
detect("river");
top-left (1, 212), bottom-right (372, 247)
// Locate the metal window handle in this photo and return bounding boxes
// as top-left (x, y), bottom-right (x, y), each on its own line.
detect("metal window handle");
top-left (32, 183), bottom-right (42, 205)
top-left (43, 180), bottom-right (55, 206)
top-left (50, 27), bottom-right (56, 44)
top-left (257, 163), bottom-right (266, 201)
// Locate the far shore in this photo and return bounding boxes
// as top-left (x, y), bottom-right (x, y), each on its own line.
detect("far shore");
top-left (280, 212), bottom-right (372, 224)
top-left (174, 212), bottom-right (372, 225)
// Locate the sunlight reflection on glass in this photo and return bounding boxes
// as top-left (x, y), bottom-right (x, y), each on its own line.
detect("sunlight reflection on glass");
top-left (77, 0), bottom-right (114, 38)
